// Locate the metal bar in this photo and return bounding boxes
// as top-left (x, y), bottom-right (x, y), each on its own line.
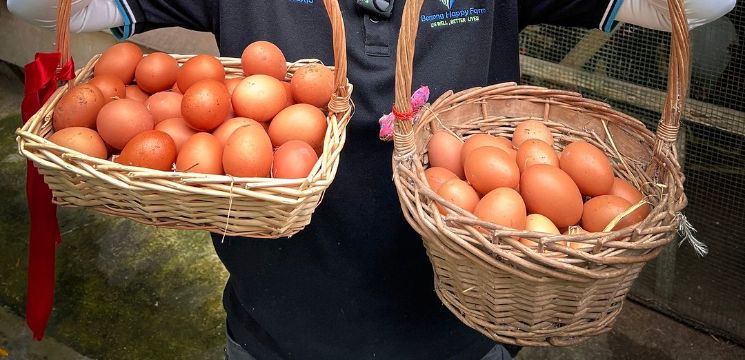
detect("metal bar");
top-left (521, 55), bottom-right (745, 137)
top-left (559, 28), bottom-right (618, 69)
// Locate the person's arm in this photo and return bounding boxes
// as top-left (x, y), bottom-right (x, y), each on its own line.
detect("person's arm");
top-left (616, 0), bottom-right (736, 31)
top-left (518, 0), bottom-right (736, 32)
top-left (7, 0), bottom-right (217, 40)
top-left (7, 0), bottom-right (123, 33)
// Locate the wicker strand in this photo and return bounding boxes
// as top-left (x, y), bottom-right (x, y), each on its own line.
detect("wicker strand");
top-left (652, 0), bottom-right (690, 163)
top-left (220, 176), bottom-right (236, 242)
top-left (327, 93), bottom-right (351, 115)
top-left (55, 0), bottom-right (71, 68)
top-left (603, 200), bottom-right (651, 232)
top-left (676, 213), bottom-right (707, 256)
top-left (323, 0), bottom-right (349, 101)
top-left (601, 120), bottom-right (640, 189)
top-left (655, 121), bottom-right (679, 144)
top-left (392, 0), bottom-right (424, 148)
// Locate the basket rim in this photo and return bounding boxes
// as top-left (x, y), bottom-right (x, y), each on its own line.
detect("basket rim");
top-left (392, 85), bottom-right (686, 277)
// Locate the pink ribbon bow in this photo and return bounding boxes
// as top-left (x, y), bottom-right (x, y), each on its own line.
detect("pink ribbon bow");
top-left (379, 85), bottom-right (430, 141)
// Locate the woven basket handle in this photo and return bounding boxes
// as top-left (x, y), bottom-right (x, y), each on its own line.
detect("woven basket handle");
top-left (321, 0), bottom-right (351, 116)
top-left (652, 0), bottom-right (690, 157)
top-left (56, 0), bottom-right (72, 69)
top-left (54, 0), bottom-right (351, 113)
top-left (392, 0), bottom-right (690, 157)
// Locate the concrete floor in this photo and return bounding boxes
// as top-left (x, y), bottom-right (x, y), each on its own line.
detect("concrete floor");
top-left (1, 306), bottom-right (90, 360)
top-left (1, 54), bottom-right (744, 359)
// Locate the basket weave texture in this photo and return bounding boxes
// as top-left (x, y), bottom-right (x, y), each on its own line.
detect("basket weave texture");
top-left (391, 0), bottom-right (690, 346)
top-left (16, 0), bottom-right (353, 238)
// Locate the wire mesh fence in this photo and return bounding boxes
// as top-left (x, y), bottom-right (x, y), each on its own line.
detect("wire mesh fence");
top-left (519, 4), bottom-right (745, 345)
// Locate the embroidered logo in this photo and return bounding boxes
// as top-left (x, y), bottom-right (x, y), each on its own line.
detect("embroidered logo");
top-left (440, 0), bottom-right (455, 9)
top-left (421, 1), bottom-right (488, 28)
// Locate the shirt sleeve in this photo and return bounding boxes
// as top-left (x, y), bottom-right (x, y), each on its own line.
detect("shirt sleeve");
top-left (616, 0), bottom-right (736, 32)
top-left (7, 0), bottom-right (124, 33)
top-left (518, 0), bottom-right (624, 32)
top-left (111, 0), bottom-right (218, 40)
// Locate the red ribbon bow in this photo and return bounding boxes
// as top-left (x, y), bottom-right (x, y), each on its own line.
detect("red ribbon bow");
top-left (21, 52), bottom-right (75, 340)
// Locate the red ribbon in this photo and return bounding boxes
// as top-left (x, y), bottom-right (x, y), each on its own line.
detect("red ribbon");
top-left (21, 52), bottom-right (75, 341)
top-left (392, 106), bottom-right (415, 122)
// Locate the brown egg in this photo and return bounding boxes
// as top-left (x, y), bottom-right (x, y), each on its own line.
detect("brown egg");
top-left (116, 130), bottom-right (176, 171)
top-left (560, 142), bottom-right (614, 196)
top-left (155, 118), bottom-right (197, 153)
top-left (512, 120), bottom-right (554, 148)
top-left (516, 139), bottom-right (559, 173)
top-left (520, 164), bottom-right (583, 228)
top-left (125, 85), bottom-right (149, 103)
top-left (53, 84), bottom-right (106, 131)
top-left (427, 131), bottom-right (464, 179)
top-left (461, 134), bottom-right (512, 164)
top-left (424, 167), bottom-right (458, 193)
top-left (135, 52), bottom-right (179, 94)
top-left (473, 187), bottom-right (526, 230)
top-left (181, 79), bottom-right (230, 131)
top-left (48, 127), bottom-right (108, 159)
top-left (609, 177), bottom-right (651, 220)
top-left (94, 42), bottom-right (143, 84)
top-left (145, 91), bottom-right (183, 124)
top-left (241, 41), bottom-right (287, 80)
top-left (267, 104), bottom-right (327, 154)
top-left (224, 77), bottom-right (244, 95)
top-left (282, 81), bottom-right (295, 108)
top-left (494, 136), bottom-right (514, 150)
top-left (464, 146), bottom-right (520, 194)
top-left (436, 178), bottom-right (480, 215)
top-left (225, 99), bottom-right (236, 121)
top-left (520, 214), bottom-right (561, 246)
top-left (176, 54), bottom-right (226, 92)
top-left (272, 140), bottom-right (319, 179)
top-left (88, 75), bottom-right (125, 103)
top-left (290, 63), bottom-right (335, 108)
top-left (213, 117), bottom-right (258, 145)
top-left (223, 124), bottom-right (274, 177)
top-left (96, 99), bottom-right (154, 150)
top-left (582, 195), bottom-right (645, 232)
top-left (526, 213), bottom-right (560, 234)
top-left (232, 74), bottom-right (287, 122)
top-left (175, 132), bottom-right (224, 174)
top-left (504, 148), bottom-right (518, 163)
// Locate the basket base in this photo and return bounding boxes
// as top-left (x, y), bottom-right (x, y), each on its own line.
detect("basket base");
top-left (425, 240), bottom-right (644, 347)
top-left (436, 286), bottom-right (622, 347)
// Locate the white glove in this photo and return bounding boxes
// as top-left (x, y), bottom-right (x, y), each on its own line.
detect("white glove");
top-left (7, 0), bottom-right (123, 33)
top-left (617, 0), bottom-right (737, 31)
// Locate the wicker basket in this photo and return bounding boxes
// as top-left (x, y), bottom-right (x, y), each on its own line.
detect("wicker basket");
top-left (391, 0), bottom-right (690, 347)
top-left (16, 0), bottom-right (353, 238)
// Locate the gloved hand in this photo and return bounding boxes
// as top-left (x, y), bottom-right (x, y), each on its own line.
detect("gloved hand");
top-left (7, 0), bottom-right (123, 32)
top-left (617, 0), bottom-right (736, 31)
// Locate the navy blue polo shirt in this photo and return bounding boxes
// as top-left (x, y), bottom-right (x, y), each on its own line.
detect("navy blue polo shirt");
top-left (113, 1), bottom-right (620, 358)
